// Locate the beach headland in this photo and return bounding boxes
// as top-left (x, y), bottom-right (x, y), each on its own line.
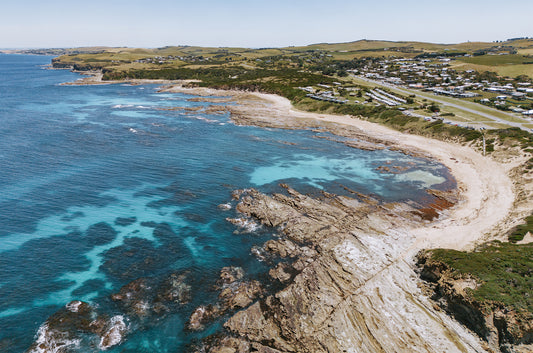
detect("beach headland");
top-left (63, 75), bottom-right (533, 352)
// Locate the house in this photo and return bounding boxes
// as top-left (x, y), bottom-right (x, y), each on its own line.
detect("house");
top-left (512, 92), bottom-right (527, 100)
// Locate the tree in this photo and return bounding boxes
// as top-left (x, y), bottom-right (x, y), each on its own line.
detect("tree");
top-left (337, 69), bottom-right (348, 77)
top-left (428, 103), bottom-right (440, 113)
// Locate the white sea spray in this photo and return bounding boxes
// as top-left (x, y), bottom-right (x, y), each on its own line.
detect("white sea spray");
top-left (28, 323), bottom-right (81, 353)
top-left (98, 315), bottom-right (127, 350)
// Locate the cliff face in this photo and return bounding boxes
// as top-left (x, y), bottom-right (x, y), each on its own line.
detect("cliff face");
top-left (195, 187), bottom-right (488, 353)
top-left (51, 57), bottom-right (104, 71)
top-left (417, 252), bottom-right (533, 353)
top-left (50, 57), bottom-right (71, 69)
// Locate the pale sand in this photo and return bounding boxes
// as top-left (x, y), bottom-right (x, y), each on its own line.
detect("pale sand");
top-left (161, 85), bottom-right (528, 252)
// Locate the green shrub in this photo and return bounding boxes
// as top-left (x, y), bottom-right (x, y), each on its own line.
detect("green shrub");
top-left (429, 242), bottom-right (533, 312)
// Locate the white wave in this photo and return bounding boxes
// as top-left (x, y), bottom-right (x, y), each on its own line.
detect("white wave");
top-left (28, 323), bottom-right (80, 353)
top-left (65, 300), bottom-right (83, 313)
top-left (129, 128), bottom-right (138, 133)
top-left (111, 104), bottom-right (134, 109)
top-left (227, 217), bottom-right (261, 233)
top-left (217, 203), bottom-right (232, 211)
top-left (196, 116), bottom-right (218, 123)
top-left (251, 246), bottom-right (267, 262)
top-left (98, 315), bottom-right (127, 350)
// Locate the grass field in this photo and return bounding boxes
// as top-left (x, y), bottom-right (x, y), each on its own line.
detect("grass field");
top-left (452, 61), bottom-right (533, 79)
top-left (438, 107), bottom-right (488, 122)
top-left (459, 54), bottom-right (532, 66)
top-left (286, 39), bottom-right (516, 53)
top-left (518, 48), bottom-right (533, 55)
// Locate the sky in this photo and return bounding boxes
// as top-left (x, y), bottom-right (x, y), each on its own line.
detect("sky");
top-left (1, 0), bottom-right (532, 48)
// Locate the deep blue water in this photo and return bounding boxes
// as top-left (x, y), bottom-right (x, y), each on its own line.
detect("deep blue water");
top-left (0, 54), bottom-right (454, 352)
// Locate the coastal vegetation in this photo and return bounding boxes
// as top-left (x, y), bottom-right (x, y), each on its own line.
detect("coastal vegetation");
top-left (509, 213), bottom-right (533, 242)
top-left (101, 66), bottom-right (333, 102)
top-left (418, 243), bottom-right (533, 350)
top-left (421, 242), bottom-right (533, 313)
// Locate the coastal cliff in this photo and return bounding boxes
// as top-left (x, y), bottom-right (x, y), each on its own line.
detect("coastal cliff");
top-left (417, 249), bottom-right (533, 353)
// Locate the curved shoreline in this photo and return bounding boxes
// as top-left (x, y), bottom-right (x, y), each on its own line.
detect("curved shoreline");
top-left (63, 74), bottom-right (524, 251)
top-left (162, 85), bottom-right (522, 252)
top-left (252, 93), bottom-right (518, 252)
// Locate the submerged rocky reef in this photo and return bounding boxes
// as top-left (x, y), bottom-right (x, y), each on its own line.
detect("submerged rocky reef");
top-left (28, 183), bottom-right (532, 353)
top-left (26, 183), bottom-right (476, 353)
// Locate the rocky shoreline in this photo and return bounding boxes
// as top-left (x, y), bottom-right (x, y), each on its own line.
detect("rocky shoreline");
top-left (417, 251), bottom-right (533, 353)
top-left (191, 186), bottom-right (488, 353)
top-left (160, 86), bottom-right (529, 352)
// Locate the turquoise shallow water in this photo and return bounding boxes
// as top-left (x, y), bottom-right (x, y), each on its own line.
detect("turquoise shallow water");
top-left (0, 54), bottom-right (454, 352)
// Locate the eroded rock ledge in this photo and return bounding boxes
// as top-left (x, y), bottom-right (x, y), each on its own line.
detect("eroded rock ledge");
top-left (194, 186), bottom-right (488, 353)
top-left (417, 251), bottom-right (533, 353)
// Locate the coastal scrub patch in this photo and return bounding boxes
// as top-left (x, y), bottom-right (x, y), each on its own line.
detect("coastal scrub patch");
top-left (418, 243), bottom-right (533, 350)
top-left (422, 242), bottom-right (533, 313)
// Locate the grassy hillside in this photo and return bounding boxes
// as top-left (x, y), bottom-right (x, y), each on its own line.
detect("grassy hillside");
top-left (47, 38), bottom-right (533, 82)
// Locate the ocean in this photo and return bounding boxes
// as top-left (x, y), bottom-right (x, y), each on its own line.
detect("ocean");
top-left (0, 54), bottom-right (454, 352)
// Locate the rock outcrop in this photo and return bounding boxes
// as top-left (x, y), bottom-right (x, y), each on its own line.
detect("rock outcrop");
top-left (417, 252), bottom-right (533, 353)
top-left (195, 187), bottom-right (489, 353)
top-left (26, 301), bottom-right (127, 352)
top-left (111, 270), bottom-right (192, 321)
top-left (187, 266), bottom-right (264, 331)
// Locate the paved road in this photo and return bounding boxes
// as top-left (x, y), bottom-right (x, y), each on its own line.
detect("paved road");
top-left (355, 76), bottom-right (532, 131)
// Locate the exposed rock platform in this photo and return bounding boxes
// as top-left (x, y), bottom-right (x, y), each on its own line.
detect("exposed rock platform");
top-left (195, 186), bottom-right (488, 353)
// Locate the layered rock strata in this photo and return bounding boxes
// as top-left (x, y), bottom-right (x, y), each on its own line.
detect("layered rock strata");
top-left (196, 187), bottom-right (488, 353)
top-left (417, 252), bottom-right (533, 353)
